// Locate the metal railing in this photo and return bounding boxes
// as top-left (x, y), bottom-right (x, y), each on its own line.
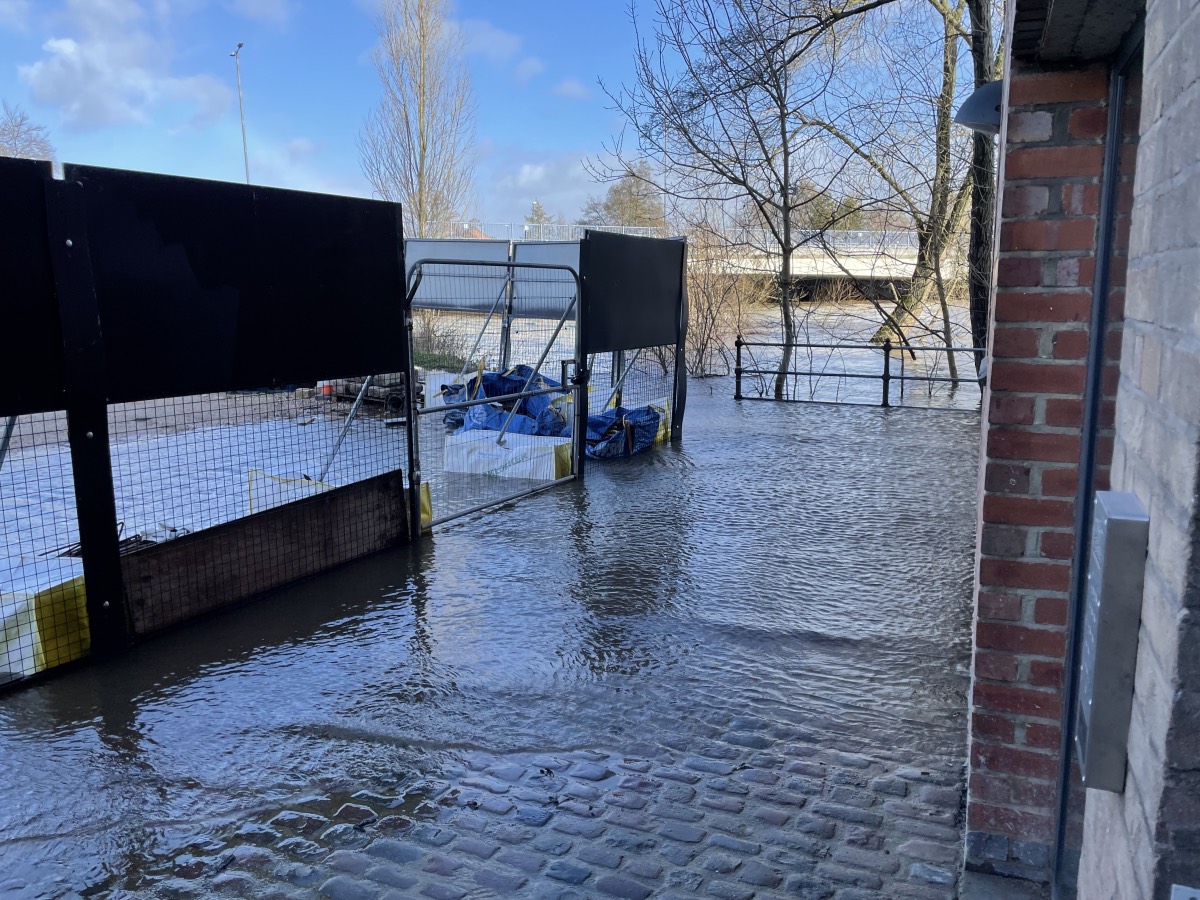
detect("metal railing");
top-left (735, 337), bottom-right (984, 408)
top-left (726, 228), bottom-right (921, 253)
top-left (431, 222), bottom-right (669, 242)
top-left (424, 222), bottom-right (919, 251)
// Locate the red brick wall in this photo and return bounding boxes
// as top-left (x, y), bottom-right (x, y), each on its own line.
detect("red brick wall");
top-left (967, 58), bottom-right (1130, 880)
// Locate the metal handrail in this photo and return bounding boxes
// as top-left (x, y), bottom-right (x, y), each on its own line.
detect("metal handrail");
top-left (736, 340), bottom-right (974, 353)
top-left (735, 337), bottom-right (985, 407)
top-left (421, 222), bottom-right (920, 251)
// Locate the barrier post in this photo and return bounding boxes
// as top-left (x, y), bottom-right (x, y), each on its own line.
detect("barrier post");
top-left (881, 340), bottom-right (892, 408)
top-left (735, 336), bottom-right (743, 400)
top-left (45, 179), bottom-right (130, 656)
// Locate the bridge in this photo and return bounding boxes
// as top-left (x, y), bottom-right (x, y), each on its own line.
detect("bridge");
top-left (437, 222), bottom-right (923, 281)
top-left (696, 230), bottom-right (922, 281)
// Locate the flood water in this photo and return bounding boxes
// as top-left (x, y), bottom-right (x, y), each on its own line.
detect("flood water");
top-left (0, 382), bottom-right (981, 897)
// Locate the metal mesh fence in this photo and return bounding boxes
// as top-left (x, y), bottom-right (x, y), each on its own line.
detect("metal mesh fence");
top-left (410, 261), bottom-right (580, 526)
top-left (106, 391), bottom-right (407, 537)
top-left (418, 385), bottom-right (575, 527)
top-left (576, 346), bottom-right (678, 461)
top-left (589, 346), bottom-right (677, 417)
top-left (0, 386), bottom-right (415, 677)
top-left (430, 222), bottom-right (669, 242)
top-left (106, 389), bottom-right (410, 635)
top-left (0, 412), bottom-right (88, 683)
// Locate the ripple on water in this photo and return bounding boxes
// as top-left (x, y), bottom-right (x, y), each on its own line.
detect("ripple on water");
top-left (0, 382), bottom-right (981, 893)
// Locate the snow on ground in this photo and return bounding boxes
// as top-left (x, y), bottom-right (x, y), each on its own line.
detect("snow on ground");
top-left (1, 405), bottom-right (407, 675)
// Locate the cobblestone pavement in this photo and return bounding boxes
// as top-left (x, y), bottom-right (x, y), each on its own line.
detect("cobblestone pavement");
top-left (1, 395), bottom-right (980, 900)
top-left (144, 730), bottom-right (965, 900)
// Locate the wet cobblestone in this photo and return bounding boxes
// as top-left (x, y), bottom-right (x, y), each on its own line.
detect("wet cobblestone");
top-left (0, 396), bottom-right (979, 898)
top-left (152, 732), bottom-right (968, 898)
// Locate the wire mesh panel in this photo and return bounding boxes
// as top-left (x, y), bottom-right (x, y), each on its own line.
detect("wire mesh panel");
top-left (0, 413), bottom-right (89, 683)
top-left (577, 346), bottom-right (677, 459)
top-left (594, 346), bottom-right (678, 415)
top-left (108, 389), bottom-right (410, 634)
top-left (408, 259), bottom-right (582, 526)
top-left (417, 385), bottom-right (575, 527)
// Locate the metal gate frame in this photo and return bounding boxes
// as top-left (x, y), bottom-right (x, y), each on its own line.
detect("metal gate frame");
top-left (403, 258), bottom-right (587, 532)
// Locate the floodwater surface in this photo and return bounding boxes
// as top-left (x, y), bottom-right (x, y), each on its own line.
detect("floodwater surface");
top-left (0, 383), bottom-right (981, 896)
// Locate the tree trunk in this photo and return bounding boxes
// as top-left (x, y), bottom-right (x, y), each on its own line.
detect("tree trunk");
top-left (870, 4), bottom-right (959, 346)
top-left (774, 252), bottom-right (795, 400)
top-left (967, 134), bottom-right (995, 364)
top-left (870, 226), bottom-right (934, 343)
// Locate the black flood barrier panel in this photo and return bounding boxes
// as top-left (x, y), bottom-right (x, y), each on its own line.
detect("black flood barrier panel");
top-left (579, 230), bottom-right (686, 355)
top-left (0, 162), bottom-right (411, 682)
top-left (65, 165), bottom-right (407, 401)
top-left (578, 230), bottom-right (688, 441)
top-left (0, 157), bottom-right (65, 415)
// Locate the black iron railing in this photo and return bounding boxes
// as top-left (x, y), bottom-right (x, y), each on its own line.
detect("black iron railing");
top-left (734, 337), bottom-right (985, 407)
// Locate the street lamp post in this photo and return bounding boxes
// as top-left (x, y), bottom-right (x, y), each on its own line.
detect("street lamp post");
top-left (230, 41), bottom-right (250, 184)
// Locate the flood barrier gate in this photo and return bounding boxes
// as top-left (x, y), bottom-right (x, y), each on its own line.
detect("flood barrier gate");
top-left (0, 158), bottom-right (688, 687)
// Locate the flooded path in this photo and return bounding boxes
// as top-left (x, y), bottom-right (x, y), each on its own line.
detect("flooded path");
top-left (0, 383), bottom-right (981, 898)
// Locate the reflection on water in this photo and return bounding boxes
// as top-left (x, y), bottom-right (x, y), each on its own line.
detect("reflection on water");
top-left (0, 380), bottom-right (980, 895)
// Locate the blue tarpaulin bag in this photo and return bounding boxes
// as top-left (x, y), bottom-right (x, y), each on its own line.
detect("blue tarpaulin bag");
top-left (567, 405), bottom-right (662, 458)
top-left (440, 366), bottom-right (564, 433)
top-left (456, 403), bottom-right (539, 435)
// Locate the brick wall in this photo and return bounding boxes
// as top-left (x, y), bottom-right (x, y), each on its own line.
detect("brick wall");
top-left (1076, 0), bottom-right (1200, 894)
top-left (966, 58), bottom-right (1127, 880)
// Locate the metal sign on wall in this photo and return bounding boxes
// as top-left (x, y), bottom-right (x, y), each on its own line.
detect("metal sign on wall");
top-left (1076, 490), bottom-right (1150, 793)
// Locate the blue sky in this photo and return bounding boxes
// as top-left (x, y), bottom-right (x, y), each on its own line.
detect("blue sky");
top-left (0, 0), bottom-right (644, 222)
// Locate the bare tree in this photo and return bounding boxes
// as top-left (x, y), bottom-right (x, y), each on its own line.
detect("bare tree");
top-left (784, 0), bottom-right (999, 366)
top-left (604, 0), bottom-right (997, 392)
top-left (359, 0), bottom-right (475, 238)
top-left (0, 102), bottom-right (54, 160)
top-left (684, 214), bottom-right (773, 376)
top-left (600, 1), bottom-right (872, 398)
top-left (964, 0), bottom-right (999, 364)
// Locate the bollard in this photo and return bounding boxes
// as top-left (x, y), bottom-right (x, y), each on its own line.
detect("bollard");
top-left (735, 335), bottom-right (743, 400)
top-left (882, 339), bottom-right (892, 408)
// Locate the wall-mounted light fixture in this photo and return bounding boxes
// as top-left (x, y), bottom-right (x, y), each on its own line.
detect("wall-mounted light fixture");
top-left (954, 80), bottom-right (1004, 135)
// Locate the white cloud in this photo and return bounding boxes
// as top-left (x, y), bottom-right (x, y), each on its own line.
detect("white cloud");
top-left (147, 0), bottom-right (207, 27)
top-left (68, 0), bottom-right (143, 31)
top-left (0, 0), bottom-right (32, 30)
top-left (513, 56), bottom-right (544, 85)
top-left (162, 73), bottom-right (229, 127)
top-left (458, 17), bottom-right (521, 64)
top-left (18, 0), bottom-right (232, 130)
top-left (478, 146), bottom-right (594, 222)
top-left (285, 136), bottom-right (318, 163)
top-left (249, 135), bottom-right (370, 198)
top-left (225, 0), bottom-right (292, 26)
top-left (553, 78), bottom-right (589, 100)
